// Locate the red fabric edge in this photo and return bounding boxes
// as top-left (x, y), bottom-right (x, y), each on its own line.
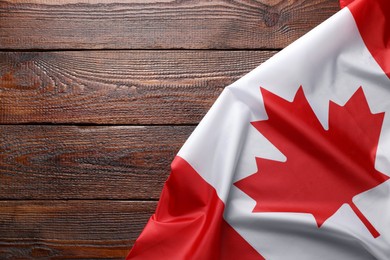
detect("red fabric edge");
top-left (348, 0), bottom-right (390, 78)
top-left (340, 0), bottom-right (356, 9)
top-left (127, 156), bottom-right (264, 259)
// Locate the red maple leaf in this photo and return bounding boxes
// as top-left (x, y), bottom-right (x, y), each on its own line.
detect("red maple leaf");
top-left (235, 86), bottom-right (389, 238)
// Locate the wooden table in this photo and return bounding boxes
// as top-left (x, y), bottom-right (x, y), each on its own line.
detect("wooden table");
top-left (0, 0), bottom-right (339, 259)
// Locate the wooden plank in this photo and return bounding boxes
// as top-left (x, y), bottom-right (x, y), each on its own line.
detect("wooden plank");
top-left (0, 200), bottom-right (156, 259)
top-left (0, 125), bottom-right (193, 200)
top-left (0, 0), bottom-right (339, 50)
top-left (0, 50), bottom-right (275, 124)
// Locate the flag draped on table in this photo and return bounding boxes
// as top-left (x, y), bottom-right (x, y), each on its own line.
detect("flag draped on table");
top-left (128, 0), bottom-right (390, 259)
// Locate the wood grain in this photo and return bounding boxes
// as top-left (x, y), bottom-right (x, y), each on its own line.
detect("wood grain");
top-left (0, 50), bottom-right (275, 124)
top-left (0, 0), bottom-right (340, 50)
top-left (0, 125), bottom-right (193, 200)
top-left (0, 200), bottom-right (156, 259)
top-left (0, 1), bottom-right (341, 259)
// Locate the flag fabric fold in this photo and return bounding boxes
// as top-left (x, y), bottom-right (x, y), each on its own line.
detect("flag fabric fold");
top-left (128, 0), bottom-right (390, 259)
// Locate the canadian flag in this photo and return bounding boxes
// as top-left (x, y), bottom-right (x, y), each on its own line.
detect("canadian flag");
top-left (127, 0), bottom-right (390, 259)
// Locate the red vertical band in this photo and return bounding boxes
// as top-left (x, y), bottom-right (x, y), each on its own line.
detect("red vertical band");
top-left (348, 0), bottom-right (390, 78)
top-left (127, 156), bottom-right (263, 259)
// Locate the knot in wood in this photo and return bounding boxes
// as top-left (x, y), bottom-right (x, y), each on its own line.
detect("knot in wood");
top-left (263, 11), bottom-right (280, 27)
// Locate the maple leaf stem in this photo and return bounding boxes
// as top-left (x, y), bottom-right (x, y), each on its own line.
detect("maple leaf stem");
top-left (349, 202), bottom-right (380, 238)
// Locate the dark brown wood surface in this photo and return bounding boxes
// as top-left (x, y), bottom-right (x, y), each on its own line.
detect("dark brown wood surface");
top-left (0, 0), bottom-right (339, 50)
top-left (0, 125), bottom-right (193, 199)
top-left (0, 51), bottom-right (275, 124)
top-left (0, 200), bottom-right (156, 259)
top-left (0, 0), bottom-right (340, 259)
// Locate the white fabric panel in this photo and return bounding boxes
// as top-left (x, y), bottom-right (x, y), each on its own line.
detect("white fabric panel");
top-left (178, 7), bottom-right (390, 260)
